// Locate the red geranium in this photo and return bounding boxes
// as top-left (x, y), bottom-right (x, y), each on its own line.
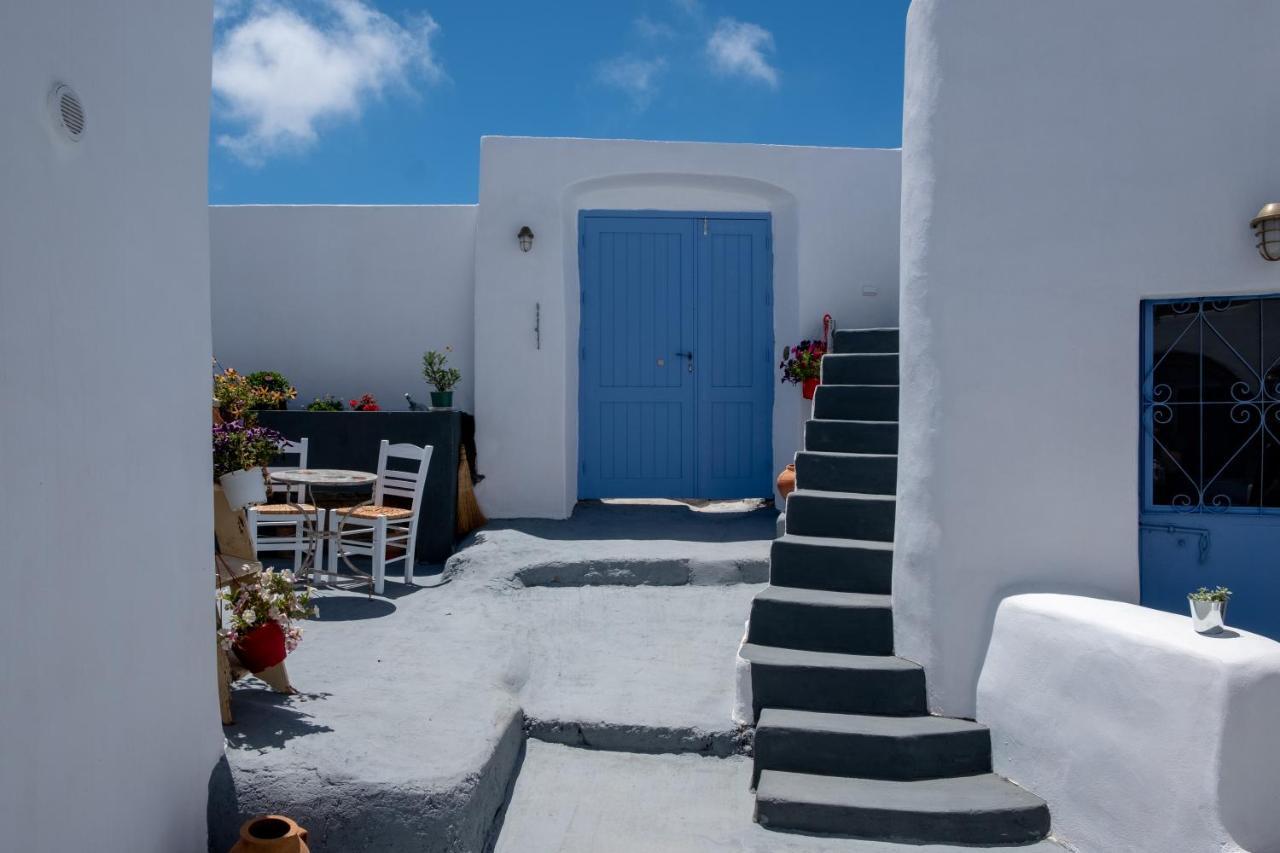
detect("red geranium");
top-left (349, 394), bottom-right (380, 411)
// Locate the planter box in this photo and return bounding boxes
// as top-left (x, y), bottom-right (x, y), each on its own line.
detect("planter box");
top-left (256, 410), bottom-right (461, 564)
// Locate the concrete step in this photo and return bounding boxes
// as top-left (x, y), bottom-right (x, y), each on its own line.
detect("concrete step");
top-left (805, 419), bottom-right (898, 454)
top-left (755, 770), bottom-right (1051, 845)
top-left (833, 328), bottom-right (899, 355)
top-left (748, 587), bottom-right (893, 655)
top-left (754, 710), bottom-right (992, 782)
top-left (785, 489), bottom-right (895, 542)
top-left (795, 450), bottom-right (896, 495)
top-left (741, 643), bottom-right (926, 719)
top-left (770, 534), bottom-right (892, 594)
top-left (813, 384), bottom-right (899, 421)
top-left (822, 353), bottom-right (899, 385)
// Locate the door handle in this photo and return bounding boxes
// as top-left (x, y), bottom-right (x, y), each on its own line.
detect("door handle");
top-left (676, 351), bottom-right (695, 372)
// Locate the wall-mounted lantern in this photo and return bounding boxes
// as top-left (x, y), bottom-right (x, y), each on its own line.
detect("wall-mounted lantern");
top-left (1251, 204), bottom-right (1280, 261)
top-left (517, 226), bottom-right (535, 253)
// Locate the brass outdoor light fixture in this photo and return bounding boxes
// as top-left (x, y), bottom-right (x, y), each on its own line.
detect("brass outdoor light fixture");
top-left (517, 226), bottom-right (535, 252)
top-left (1251, 204), bottom-right (1280, 261)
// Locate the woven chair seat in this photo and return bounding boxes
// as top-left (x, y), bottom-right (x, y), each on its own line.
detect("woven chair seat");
top-left (253, 502), bottom-right (318, 514)
top-left (335, 504), bottom-right (413, 520)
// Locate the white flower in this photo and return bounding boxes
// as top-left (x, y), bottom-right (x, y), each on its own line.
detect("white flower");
top-left (242, 609), bottom-right (257, 624)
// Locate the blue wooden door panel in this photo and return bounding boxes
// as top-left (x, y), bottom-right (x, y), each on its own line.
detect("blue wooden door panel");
top-left (579, 212), bottom-right (772, 500)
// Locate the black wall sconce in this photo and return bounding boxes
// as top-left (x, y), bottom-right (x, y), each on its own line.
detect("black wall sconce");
top-left (517, 226), bottom-right (535, 253)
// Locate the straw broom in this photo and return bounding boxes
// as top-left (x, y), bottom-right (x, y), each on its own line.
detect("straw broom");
top-left (455, 444), bottom-right (487, 536)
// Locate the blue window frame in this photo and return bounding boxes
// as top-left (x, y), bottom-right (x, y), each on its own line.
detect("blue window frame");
top-left (1141, 295), bottom-right (1280, 514)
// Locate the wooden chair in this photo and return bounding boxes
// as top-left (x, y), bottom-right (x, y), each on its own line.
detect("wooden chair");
top-left (246, 438), bottom-right (319, 574)
top-left (326, 440), bottom-right (432, 594)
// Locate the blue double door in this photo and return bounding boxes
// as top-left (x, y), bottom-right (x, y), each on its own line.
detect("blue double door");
top-left (578, 212), bottom-right (773, 499)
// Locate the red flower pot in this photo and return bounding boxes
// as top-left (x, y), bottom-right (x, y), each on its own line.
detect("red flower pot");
top-left (233, 620), bottom-right (287, 673)
top-left (802, 377), bottom-right (819, 400)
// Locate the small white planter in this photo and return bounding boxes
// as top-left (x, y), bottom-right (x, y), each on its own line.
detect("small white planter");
top-left (1189, 597), bottom-right (1229, 635)
top-left (220, 467), bottom-right (268, 511)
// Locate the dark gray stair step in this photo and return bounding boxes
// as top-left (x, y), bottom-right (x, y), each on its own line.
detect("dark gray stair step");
top-left (770, 534), bottom-right (892, 594)
top-left (754, 709), bottom-right (992, 782)
top-left (805, 419), bottom-right (898, 454)
top-left (795, 451), bottom-right (896, 495)
top-left (785, 489), bottom-right (895, 542)
top-left (748, 587), bottom-right (893, 655)
top-left (755, 771), bottom-right (1050, 845)
top-left (742, 643), bottom-right (926, 719)
top-left (833, 328), bottom-right (899, 354)
top-left (814, 385), bottom-right (899, 421)
top-left (822, 353), bottom-right (899, 385)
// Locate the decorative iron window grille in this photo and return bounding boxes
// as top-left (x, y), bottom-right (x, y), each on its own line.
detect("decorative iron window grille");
top-left (1142, 296), bottom-right (1280, 513)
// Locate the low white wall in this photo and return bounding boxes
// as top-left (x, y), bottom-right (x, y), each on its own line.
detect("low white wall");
top-left (0, 1), bottom-right (222, 850)
top-left (475, 136), bottom-right (901, 518)
top-left (211, 205), bottom-right (477, 413)
top-left (896, 0), bottom-right (1280, 715)
top-left (978, 594), bottom-right (1280, 853)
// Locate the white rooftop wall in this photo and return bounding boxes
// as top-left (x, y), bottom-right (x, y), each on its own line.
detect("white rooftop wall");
top-left (211, 205), bottom-right (477, 413)
top-left (897, 0), bottom-right (1280, 715)
top-left (0, 1), bottom-right (221, 850)
top-left (475, 136), bottom-right (901, 518)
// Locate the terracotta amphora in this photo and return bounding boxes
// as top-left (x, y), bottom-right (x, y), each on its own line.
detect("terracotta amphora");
top-left (230, 815), bottom-right (310, 853)
top-left (776, 463), bottom-right (797, 499)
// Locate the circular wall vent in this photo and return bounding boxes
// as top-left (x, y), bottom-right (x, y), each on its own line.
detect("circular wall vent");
top-left (48, 83), bottom-right (85, 142)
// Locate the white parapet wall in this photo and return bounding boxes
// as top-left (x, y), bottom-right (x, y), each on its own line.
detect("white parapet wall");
top-left (896, 0), bottom-right (1280, 716)
top-left (978, 594), bottom-right (1280, 853)
top-left (211, 205), bottom-right (478, 413)
top-left (475, 136), bottom-right (901, 518)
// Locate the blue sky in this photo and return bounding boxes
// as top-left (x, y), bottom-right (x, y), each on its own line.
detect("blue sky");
top-left (209, 0), bottom-right (909, 204)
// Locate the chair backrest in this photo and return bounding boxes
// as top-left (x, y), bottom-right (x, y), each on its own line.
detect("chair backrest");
top-left (268, 438), bottom-right (309, 498)
top-left (373, 440), bottom-right (433, 518)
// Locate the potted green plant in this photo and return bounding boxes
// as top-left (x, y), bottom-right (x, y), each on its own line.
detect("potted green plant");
top-left (213, 419), bottom-right (287, 510)
top-left (779, 339), bottom-right (827, 400)
top-left (246, 370), bottom-right (298, 410)
top-left (219, 567), bottom-right (316, 673)
top-left (422, 347), bottom-right (462, 410)
top-left (305, 394), bottom-right (345, 411)
top-left (1188, 586), bottom-right (1232, 635)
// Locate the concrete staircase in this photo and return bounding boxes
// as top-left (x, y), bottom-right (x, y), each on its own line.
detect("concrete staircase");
top-left (744, 328), bottom-right (1053, 846)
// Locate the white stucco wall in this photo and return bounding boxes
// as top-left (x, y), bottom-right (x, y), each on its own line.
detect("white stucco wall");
top-left (211, 205), bottom-right (478, 413)
top-left (896, 0), bottom-right (1280, 715)
top-left (0, 2), bottom-right (221, 851)
top-left (978, 595), bottom-right (1280, 853)
top-left (475, 136), bottom-right (900, 518)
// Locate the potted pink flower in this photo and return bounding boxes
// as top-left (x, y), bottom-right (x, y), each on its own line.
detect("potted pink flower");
top-left (219, 569), bottom-right (317, 673)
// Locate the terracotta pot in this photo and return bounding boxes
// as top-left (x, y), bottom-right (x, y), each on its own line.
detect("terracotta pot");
top-left (777, 464), bottom-right (797, 499)
top-left (802, 377), bottom-right (819, 400)
top-left (233, 621), bottom-right (287, 673)
top-left (230, 815), bottom-right (309, 853)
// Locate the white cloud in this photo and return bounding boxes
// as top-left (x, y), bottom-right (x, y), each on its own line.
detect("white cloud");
top-left (706, 18), bottom-right (778, 89)
top-left (597, 56), bottom-right (667, 110)
top-left (212, 0), bottom-right (442, 164)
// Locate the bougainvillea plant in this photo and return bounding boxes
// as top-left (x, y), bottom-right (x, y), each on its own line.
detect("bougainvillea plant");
top-left (218, 568), bottom-right (317, 653)
top-left (349, 393), bottom-right (380, 411)
top-left (212, 419), bottom-right (287, 479)
top-left (779, 339), bottom-right (827, 384)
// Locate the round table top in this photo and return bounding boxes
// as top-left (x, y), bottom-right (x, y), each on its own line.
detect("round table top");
top-left (269, 468), bottom-right (377, 487)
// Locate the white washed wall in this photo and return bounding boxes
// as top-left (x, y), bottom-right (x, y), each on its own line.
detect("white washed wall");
top-left (898, 0), bottom-right (1280, 716)
top-left (475, 136), bottom-right (901, 518)
top-left (211, 205), bottom-right (477, 413)
top-left (0, 1), bottom-right (221, 851)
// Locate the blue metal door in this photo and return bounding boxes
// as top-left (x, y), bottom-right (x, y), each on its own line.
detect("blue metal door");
top-left (578, 212), bottom-right (773, 499)
top-left (1140, 296), bottom-right (1280, 639)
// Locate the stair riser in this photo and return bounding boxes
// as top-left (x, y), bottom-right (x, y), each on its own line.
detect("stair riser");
top-left (770, 540), bottom-right (892, 594)
top-left (813, 386), bottom-right (899, 421)
top-left (755, 799), bottom-right (1051, 846)
top-left (822, 354), bottom-right (899, 385)
top-left (805, 420), bottom-right (898, 454)
top-left (785, 494), bottom-right (895, 541)
top-left (795, 452), bottom-right (896, 495)
top-left (754, 728), bottom-right (992, 782)
top-left (748, 599), bottom-right (893, 655)
top-left (750, 664), bottom-right (926, 720)
top-left (833, 329), bottom-right (899, 354)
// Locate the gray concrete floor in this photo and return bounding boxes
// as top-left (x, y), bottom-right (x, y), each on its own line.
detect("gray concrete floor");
top-left (210, 502), bottom-right (773, 852)
top-left (495, 742), bottom-right (1067, 853)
